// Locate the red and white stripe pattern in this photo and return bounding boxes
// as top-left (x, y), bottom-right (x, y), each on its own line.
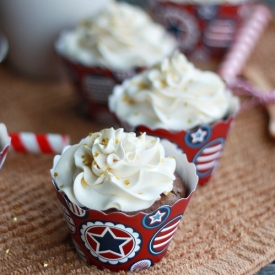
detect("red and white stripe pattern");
top-left (66, 200), bottom-right (86, 217)
top-left (195, 142), bottom-right (223, 174)
top-left (203, 19), bottom-right (236, 48)
top-left (150, 216), bottom-right (181, 254)
top-left (9, 132), bottom-right (70, 154)
top-left (60, 203), bottom-right (76, 233)
top-left (218, 4), bottom-right (272, 85)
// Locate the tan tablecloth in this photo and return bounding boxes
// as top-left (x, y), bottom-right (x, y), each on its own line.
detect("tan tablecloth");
top-left (1, 19), bottom-right (275, 275)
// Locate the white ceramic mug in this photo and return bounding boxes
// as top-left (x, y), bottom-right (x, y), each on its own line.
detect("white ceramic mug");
top-left (0, 0), bottom-right (110, 80)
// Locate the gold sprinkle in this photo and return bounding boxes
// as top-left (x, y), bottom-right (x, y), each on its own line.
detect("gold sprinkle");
top-left (167, 191), bottom-right (172, 195)
top-left (81, 155), bottom-right (85, 158)
top-left (134, 112), bottom-right (139, 116)
top-left (5, 248), bottom-right (10, 254)
top-left (184, 87), bottom-right (188, 92)
top-left (160, 158), bottom-right (164, 163)
top-left (12, 217), bottom-right (17, 222)
top-left (122, 95), bottom-right (135, 104)
top-left (100, 173), bottom-right (105, 177)
top-left (124, 180), bottom-right (130, 186)
top-left (54, 172), bottom-right (58, 177)
top-left (151, 139), bottom-right (155, 144)
top-left (188, 119), bottom-right (192, 124)
top-left (140, 137), bottom-right (144, 142)
top-left (83, 143), bottom-right (88, 146)
top-left (115, 139), bottom-right (119, 145)
top-left (138, 82), bottom-right (150, 90)
top-left (100, 138), bottom-right (109, 146)
top-left (138, 192), bottom-right (143, 194)
top-left (95, 134), bottom-right (100, 139)
top-left (43, 262), bottom-right (49, 268)
top-left (113, 159), bottom-right (118, 163)
top-left (106, 167), bottom-right (111, 173)
top-left (59, 184), bottom-right (64, 189)
top-left (88, 132), bottom-right (93, 136)
top-left (93, 152), bottom-right (99, 157)
top-left (82, 160), bottom-right (91, 166)
top-left (81, 179), bottom-right (89, 187)
top-left (116, 176), bottom-right (120, 180)
top-left (169, 156), bottom-right (175, 159)
top-left (184, 102), bottom-right (188, 106)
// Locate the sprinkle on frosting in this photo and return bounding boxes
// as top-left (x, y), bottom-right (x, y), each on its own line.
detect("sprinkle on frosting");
top-left (109, 51), bottom-right (239, 131)
top-left (56, 1), bottom-right (176, 70)
top-left (51, 128), bottom-right (176, 212)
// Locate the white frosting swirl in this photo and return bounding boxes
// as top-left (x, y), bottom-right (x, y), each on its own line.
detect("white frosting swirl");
top-left (52, 128), bottom-right (176, 212)
top-left (157, 0), bottom-right (249, 4)
top-left (56, 1), bottom-right (176, 71)
top-left (109, 51), bottom-right (239, 131)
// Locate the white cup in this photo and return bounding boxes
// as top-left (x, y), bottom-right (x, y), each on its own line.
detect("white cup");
top-left (0, 0), bottom-right (110, 80)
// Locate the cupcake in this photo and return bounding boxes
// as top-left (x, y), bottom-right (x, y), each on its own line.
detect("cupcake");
top-left (0, 123), bottom-right (11, 169)
top-left (50, 127), bottom-right (198, 271)
top-left (55, 0), bottom-right (176, 125)
top-left (109, 51), bottom-right (239, 185)
top-left (147, 0), bottom-right (253, 60)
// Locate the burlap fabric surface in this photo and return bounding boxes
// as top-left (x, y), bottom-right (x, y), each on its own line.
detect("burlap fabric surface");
top-left (1, 18), bottom-right (275, 275)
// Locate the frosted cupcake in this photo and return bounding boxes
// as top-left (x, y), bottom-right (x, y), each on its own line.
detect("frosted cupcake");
top-left (109, 51), bottom-right (239, 185)
top-left (55, 0), bottom-right (176, 124)
top-left (50, 127), bottom-right (197, 271)
top-left (147, 0), bottom-right (253, 60)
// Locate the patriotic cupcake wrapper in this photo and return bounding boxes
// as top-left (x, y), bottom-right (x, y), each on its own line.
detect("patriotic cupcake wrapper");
top-left (51, 140), bottom-right (198, 272)
top-left (55, 32), bottom-right (144, 125)
top-left (118, 97), bottom-right (239, 186)
top-left (0, 123), bottom-right (11, 169)
top-left (147, 0), bottom-right (253, 59)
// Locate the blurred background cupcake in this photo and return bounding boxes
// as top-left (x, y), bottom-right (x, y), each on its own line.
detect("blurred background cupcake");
top-left (55, 0), bottom-right (176, 125)
top-left (109, 51), bottom-right (239, 185)
top-left (147, 0), bottom-right (254, 61)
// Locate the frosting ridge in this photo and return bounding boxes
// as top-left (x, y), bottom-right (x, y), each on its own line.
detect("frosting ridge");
top-left (109, 51), bottom-right (239, 131)
top-left (56, 1), bottom-right (176, 70)
top-left (51, 128), bottom-right (176, 212)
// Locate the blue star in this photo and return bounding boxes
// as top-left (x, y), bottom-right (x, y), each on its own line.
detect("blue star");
top-left (167, 19), bottom-right (186, 38)
top-left (191, 128), bottom-right (207, 144)
top-left (149, 210), bottom-right (166, 225)
top-left (88, 227), bottom-right (131, 255)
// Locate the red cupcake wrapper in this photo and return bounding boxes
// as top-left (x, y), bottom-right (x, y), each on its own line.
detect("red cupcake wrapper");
top-left (147, 0), bottom-right (253, 59)
top-left (51, 141), bottom-right (198, 271)
top-left (59, 55), bottom-right (144, 125)
top-left (120, 114), bottom-right (236, 186)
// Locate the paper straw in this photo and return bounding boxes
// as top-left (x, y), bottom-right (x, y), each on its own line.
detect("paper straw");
top-left (9, 132), bottom-right (70, 154)
top-left (218, 4), bottom-right (272, 85)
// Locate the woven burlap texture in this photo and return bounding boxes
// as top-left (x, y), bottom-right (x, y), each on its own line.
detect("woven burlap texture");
top-left (1, 17), bottom-right (275, 275)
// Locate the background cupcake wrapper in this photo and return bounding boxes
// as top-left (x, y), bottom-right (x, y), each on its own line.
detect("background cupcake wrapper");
top-left (147, 0), bottom-right (253, 59)
top-left (121, 114), bottom-right (236, 186)
top-left (51, 141), bottom-right (198, 272)
top-left (58, 56), bottom-right (144, 125)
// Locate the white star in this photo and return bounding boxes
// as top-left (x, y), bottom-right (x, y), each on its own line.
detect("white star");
top-left (149, 210), bottom-right (166, 225)
top-left (190, 128), bottom-right (207, 143)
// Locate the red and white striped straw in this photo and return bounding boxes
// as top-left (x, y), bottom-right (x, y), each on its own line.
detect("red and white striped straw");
top-left (218, 4), bottom-right (272, 85)
top-left (9, 132), bottom-right (70, 154)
